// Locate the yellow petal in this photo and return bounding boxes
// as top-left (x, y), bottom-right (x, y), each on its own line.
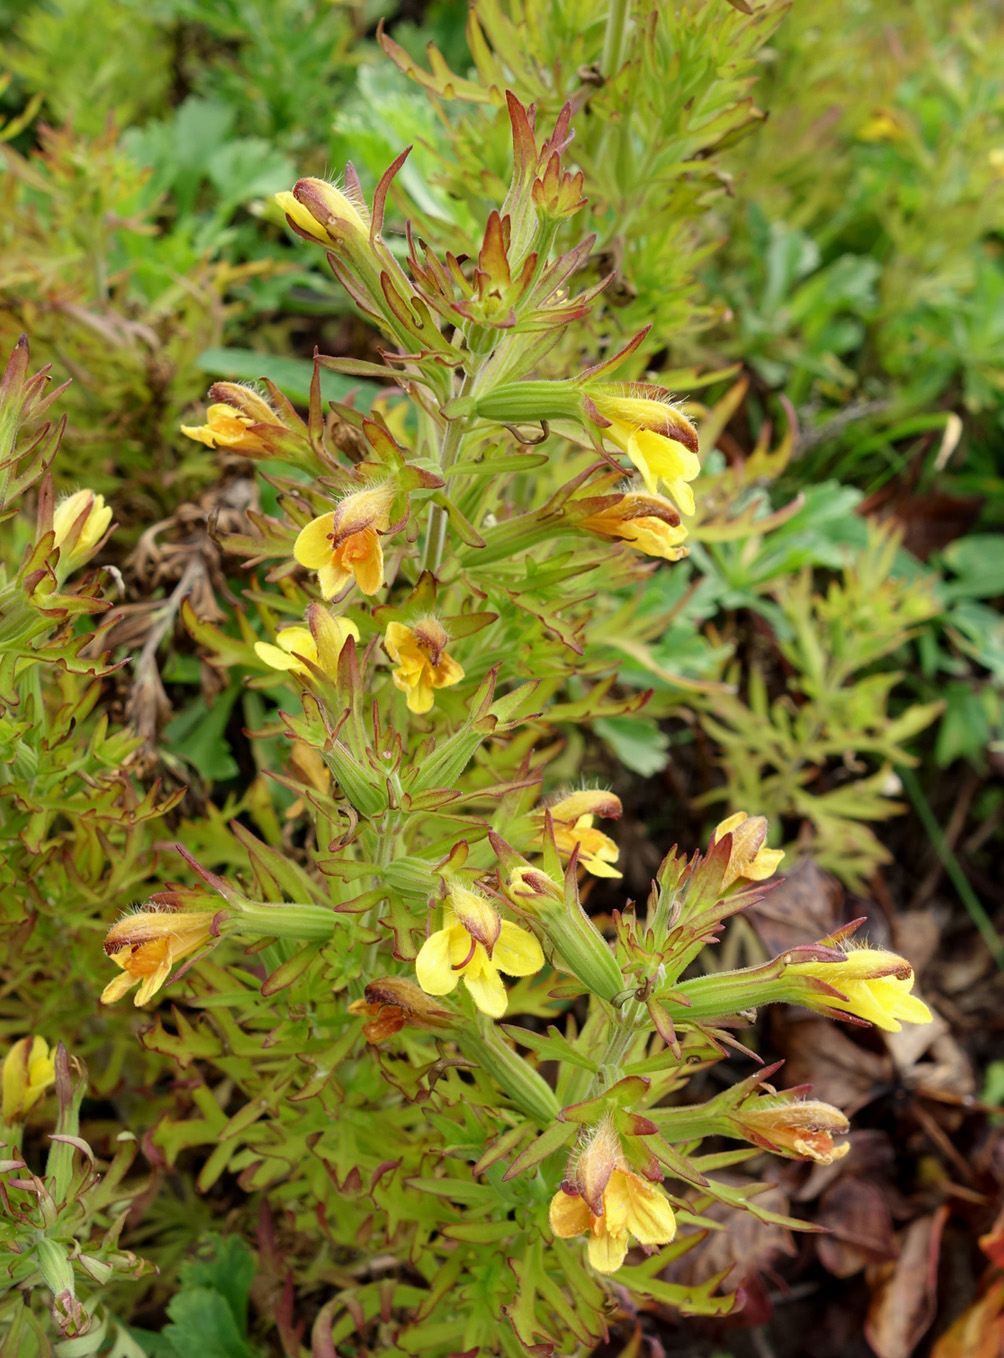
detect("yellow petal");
top-left (310, 607), bottom-right (358, 673)
top-left (462, 960), bottom-right (508, 1018)
top-left (579, 851), bottom-right (623, 879)
top-left (2, 1037), bottom-right (56, 1121)
top-left (349, 531), bottom-right (385, 595)
top-left (403, 674), bottom-right (435, 714)
top-left (587, 1221), bottom-right (628, 1273)
top-left (494, 921), bottom-right (544, 977)
top-left (254, 641), bottom-right (307, 674)
top-left (415, 928), bottom-right (459, 996)
top-left (100, 971), bottom-right (139, 1005)
top-left (615, 1170), bottom-right (677, 1246)
top-left (294, 514), bottom-right (336, 570)
top-left (134, 958), bottom-right (173, 1006)
top-left (549, 1190), bottom-right (591, 1238)
top-left (384, 622), bottom-right (410, 662)
top-left (434, 654), bottom-right (465, 688)
top-left (317, 560), bottom-right (351, 599)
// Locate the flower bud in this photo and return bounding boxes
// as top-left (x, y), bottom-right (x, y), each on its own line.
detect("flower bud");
top-left (276, 177), bottom-right (371, 249)
top-left (493, 835), bottom-right (626, 1006)
top-left (51, 489), bottom-right (112, 569)
top-left (1, 1036), bottom-right (56, 1123)
top-left (32, 1238), bottom-right (75, 1302)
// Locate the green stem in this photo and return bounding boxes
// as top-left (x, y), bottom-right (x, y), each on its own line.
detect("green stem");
top-left (422, 377), bottom-right (471, 576)
top-left (600, 0), bottom-right (631, 78)
top-left (228, 901), bottom-right (336, 943)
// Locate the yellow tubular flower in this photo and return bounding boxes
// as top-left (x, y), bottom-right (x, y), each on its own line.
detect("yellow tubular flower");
top-left (711, 812), bottom-right (785, 886)
top-left (578, 491), bottom-right (689, 562)
top-left (540, 790), bottom-right (622, 879)
top-left (384, 618), bottom-right (464, 714)
top-left (588, 384), bottom-right (700, 515)
top-left (735, 1098), bottom-right (850, 1164)
top-left (101, 909), bottom-right (219, 1006)
top-left (415, 886), bottom-right (544, 1019)
top-left (255, 613), bottom-right (359, 679)
top-left (2, 1036), bottom-right (57, 1123)
top-left (180, 403), bottom-right (273, 455)
top-left (275, 178), bottom-right (371, 248)
top-left (549, 1116), bottom-right (677, 1273)
top-left (787, 948), bottom-right (933, 1033)
top-left (294, 482), bottom-right (395, 598)
top-left (52, 490), bottom-right (112, 566)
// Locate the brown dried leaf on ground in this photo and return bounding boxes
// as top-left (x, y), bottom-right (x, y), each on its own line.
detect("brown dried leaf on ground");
top-left (816, 1177), bottom-right (900, 1278)
top-left (931, 1205), bottom-right (1004, 1358)
top-left (864, 1206), bottom-right (949, 1358)
top-left (930, 1277), bottom-right (1004, 1358)
top-left (771, 1016), bottom-right (892, 1115)
top-left (745, 858), bottom-right (844, 957)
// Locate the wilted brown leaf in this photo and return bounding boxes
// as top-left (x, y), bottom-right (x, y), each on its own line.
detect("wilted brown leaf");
top-left (930, 1278), bottom-right (1004, 1358)
top-left (746, 858), bottom-right (844, 957)
top-left (773, 1016), bottom-right (892, 1114)
top-left (816, 1177), bottom-right (899, 1278)
top-left (865, 1207), bottom-right (949, 1358)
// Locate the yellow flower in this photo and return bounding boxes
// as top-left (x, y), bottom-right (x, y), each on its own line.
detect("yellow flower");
top-left (2, 1036), bottom-right (57, 1123)
top-left (549, 1116), bottom-right (676, 1273)
top-left (577, 490), bottom-right (689, 561)
top-left (588, 384), bottom-right (700, 515)
top-left (786, 948), bottom-right (933, 1033)
top-left (52, 490), bottom-right (112, 567)
top-left (538, 790), bottom-right (622, 879)
top-left (255, 610), bottom-right (359, 679)
top-left (181, 402), bottom-right (273, 455)
top-left (276, 177), bottom-right (371, 248)
top-left (711, 812), bottom-right (784, 886)
top-left (734, 1097), bottom-right (850, 1164)
top-left (384, 618), bottom-right (464, 714)
top-left (415, 886), bottom-right (544, 1018)
top-left (101, 908), bottom-right (219, 1006)
top-left (294, 482), bottom-right (395, 598)
top-left (858, 109), bottom-right (905, 143)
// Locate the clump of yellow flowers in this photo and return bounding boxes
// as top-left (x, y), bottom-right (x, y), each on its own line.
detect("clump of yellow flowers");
top-left (86, 88), bottom-right (937, 1351)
